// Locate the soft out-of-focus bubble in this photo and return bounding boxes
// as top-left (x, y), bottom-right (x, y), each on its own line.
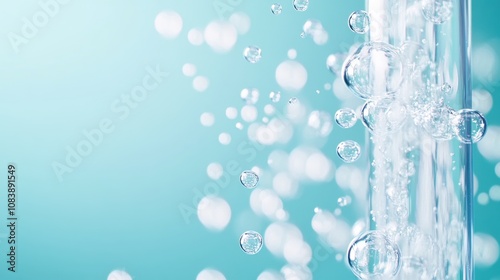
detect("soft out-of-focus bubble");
top-left (207, 162), bottom-right (223, 180)
top-left (244, 46), bottom-right (262, 63)
top-left (196, 269), bottom-right (227, 280)
top-left (288, 146), bottom-right (316, 180)
top-left (343, 42), bottom-right (404, 99)
top-left (478, 193), bottom-right (489, 205)
top-left (107, 270), bottom-right (132, 280)
top-left (225, 107), bottom-right (238, 119)
top-left (240, 170), bottom-right (259, 189)
top-left (197, 196), bottom-right (231, 231)
top-left (204, 21), bottom-right (238, 53)
top-left (284, 239), bottom-right (312, 265)
top-left (236, 122), bottom-right (243, 130)
top-left (218, 133), bottom-right (231, 145)
top-left (273, 172), bottom-right (298, 198)
top-left (200, 112), bottom-right (215, 127)
top-left (269, 91), bottom-right (281, 103)
top-left (288, 97), bottom-right (298, 104)
top-left (474, 233), bottom-right (499, 267)
top-left (241, 88), bottom-right (260, 104)
top-left (335, 108), bottom-right (357, 128)
top-left (347, 231), bottom-right (401, 279)
top-left (265, 222), bottom-right (303, 257)
top-left (489, 185), bottom-right (500, 201)
top-left (281, 265), bottom-right (312, 280)
top-left (311, 209), bottom-right (336, 234)
top-left (187, 28), bottom-right (204, 45)
top-left (333, 77), bottom-right (355, 101)
top-left (478, 126), bottom-right (500, 161)
top-left (303, 19), bottom-right (328, 45)
top-left (399, 42), bottom-right (430, 73)
top-left (305, 152), bottom-right (333, 181)
top-left (229, 12), bottom-right (251, 35)
top-left (451, 109), bottom-right (487, 144)
top-left (362, 98), bottom-right (407, 135)
top-left (327, 53), bottom-right (347, 75)
top-left (257, 270), bottom-right (284, 280)
top-left (271, 3), bottom-right (283, 15)
top-left (293, 0), bottom-right (309, 11)
top-left (337, 140), bottom-right (361, 163)
top-left (307, 111), bottom-right (333, 137)
top-left (352, 220), bottom-right (366, 237)
top-left (154, 11), bottom-right (183, 39)
top-left (324, 83), bottom-right (332, 90)
top-left (268, 151), bottom-right (289, 171)
top-left (264, 104), bottom-right (276, 115)
top-left (193, 76), bottom-right (209, 92)
top-left (338, 196), bottom-right (352, 207)
top-left (348, 10), bottom-right (370, 34)
top-left (276, 60), bottom-right (308, 91)
top-left (240, 231), bottom-right (263, 254)
top-left (182, 63), bottom-right (196, 76)
top-left (241, 105), bottom-right (258, 122)
top-left (472, 89), bottom-right (493, 115)
top-left (421, 0), bottom-right (453, 24)
top-left (312, 210), bottom-right (353, 250)
top-left (256, 125), bottom-right (277, 145)
top-left (472, 43), bottom-right (499, 85)
top-left (287, 49), bottom-right (297, 59)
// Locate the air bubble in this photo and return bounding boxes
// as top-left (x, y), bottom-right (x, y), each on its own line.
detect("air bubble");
top-left (269, 91), bottom-right (281, 103)
top-left (348, 10), bottom-right (370, 34)
top-left (451, 109), bottom-right (487, 144)
top-left (337, 140), bottom-right (362, 163)
top-left (240, 231), bottom-right (263, 254)
top-left (335, 108), bottom-right (357, 128)
top-left (361, 98), bottom-right (407, 135)
top-left (271, 3), bottom-right (283, 15)
top-left (240, 170), bottom-right (259, 189)
top-left (244, 46), bottom-right (262, 63)
top-left (293, 0), bottom-right (309, 11)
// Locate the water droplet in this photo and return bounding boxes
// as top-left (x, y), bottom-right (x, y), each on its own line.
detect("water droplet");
top-left (289, 97), bottom-right (298, 104)
top-left (240, 231), bottom-right (263, 254)
top-left (451, 109), bottom-right (487, 143)
top-left (343, 42), bottom-right (404, 99)
top-left (337, 140), bottom-right (362, 163)
top-left (347, 231), bottom-right (401, 279)
top-left (348, 10), bottom-right (370, 34)
top-left (240, 170), bottom-right (259, 189)
top-left (422, 0), bottom-right (453, 24)
top-left (335, 108), bottom-right (357, 128)
top-left (269, 91), bottom-right (281, 103)
top-left (293, 0), bottom-right (309, 11)
top-left (271, 3), bottom-right (283, 15)
top-left (241, 88), bottom-right (259, 104)
top-left (243, 46), bottom-right (262, 63)
top-left (361, 98), bottom-right (407, 135)
top-left (338, 196), bottom-right (352, 207)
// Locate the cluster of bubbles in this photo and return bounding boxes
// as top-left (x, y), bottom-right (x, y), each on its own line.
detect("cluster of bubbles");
top-left (348, 10), bottom-right (370, 34)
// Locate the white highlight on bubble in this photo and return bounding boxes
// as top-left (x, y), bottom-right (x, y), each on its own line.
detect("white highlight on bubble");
top-left (474, 233), bottom-right (499, 267)
top-left (241, 105), bottom-right (258, 122)
top-left (204, 21), bottom-right (238, 53)
top-left (155, 11), bottom-right (183, 39)
top-left (207, 162), bottom-right (223, 180)
top-left (218, 133), bottom-right (231, 145)
top-left (200, 112), bottom-right (215, 127)
top-left (188, 28), bottom-right (204, 45)
top-left (182, 63), bottom-right (197, 77)
top-left (107, 270), bottom-right (132, 280)
top-left (229, 12), bottom-right (251, 34)
top-left (197, 196), bottom-right (231, 231)
top-left (193, 76), bottom-right (209, 92)
top-left (196, 268), bottom-right (227, 280)
top-left (225, 107), bottom-right (238, 119)
top-left (275, 60), bottom-right (308, 91)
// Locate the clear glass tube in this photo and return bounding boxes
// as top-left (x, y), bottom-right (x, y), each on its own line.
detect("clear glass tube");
top-left (344, 0), bottom-right (476, 279)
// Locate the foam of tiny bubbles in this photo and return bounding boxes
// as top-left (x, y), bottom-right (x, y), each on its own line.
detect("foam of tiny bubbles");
top-left (193, 76), bottom-right (209, 92)
top-left (187, 28), bottom-right (204, 45)
top-left (478, 126), bottom-right (500, 161)
top-left (477, 193), bottom-right (489, 205)
top-left (264, 222), bottom-right (304, 257)
top-left (490, 185), bottom-right (500, 201)
top-left (257, 270), bottom-right (284, 280)
top-left (287, 49), bottom-right (297, 59)
top-left (107, 270), bottom-right (132, 280)
top-left (218, 133), bottom-right (231, 145)
top-left (200, 112), bottom-right (215, 127)
top-left (154, 11), bottom-right (183, 39)
top-left (206, 162), bottom-right (223, 180)
top-left (228, 12), bottom-right (251, 35)
top-left (197, 196), bottom-right (231, 231)
top-left (474, 233), bottom-right (499, 267)
top-left (225, 107), bottom-right (238, 119)
top-left (204, 21), bottom-right (238, 53)
top-left (182, 63), bottom-right (196, 76)
top-left (276, 60), bottom-right (308, 91)
top-left (273, 172), bottom-right (299, 198)
top-left (196, 269), bottom-right (226, 280)
top-left (241, 105), bottom-right (258, 122)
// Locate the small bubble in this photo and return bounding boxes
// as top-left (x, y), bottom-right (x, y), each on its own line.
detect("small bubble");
top-left (293, 0), bottom-right (309, 11)
top-left (315, 89), bottom-right (320, 94)
top-left (271, 3), bottom-right (283, 15)
top-left (240, 170), bottom-right (259, 189)
top-left (300, 32), bottom-right (306, 38)
top-left (337, 140), bottom-right (362, 163)
top-left (335, 108), bottom-right (357, 128)
top-left (240, 231), bottom-right (263, 254)
top-left (451, 109), bottom-right (487, 143)
top-left (314, 207), bottom-right (321, 213)
top-left (269, 91), bottom-right (281, 103)
top-left (338, 196), bottom-right (352, 207)
top-left (347, 231), bottom-right (401, 279)
top-left (243, 46), bottom-right (262, 63)
top-left (348, 10), bottom-right (370, 34)
top-left (288, 97), bottom-right (298, 104)
top-left (441, 83), bottom-right (452, 94)
top-left (236, 122), bottom-right (244, 130)
top-left (241, 88), bottom-right (259, 104)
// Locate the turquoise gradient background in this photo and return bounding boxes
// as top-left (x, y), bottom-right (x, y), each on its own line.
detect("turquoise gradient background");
top-left (0, 0), bottom-right (498, 279)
